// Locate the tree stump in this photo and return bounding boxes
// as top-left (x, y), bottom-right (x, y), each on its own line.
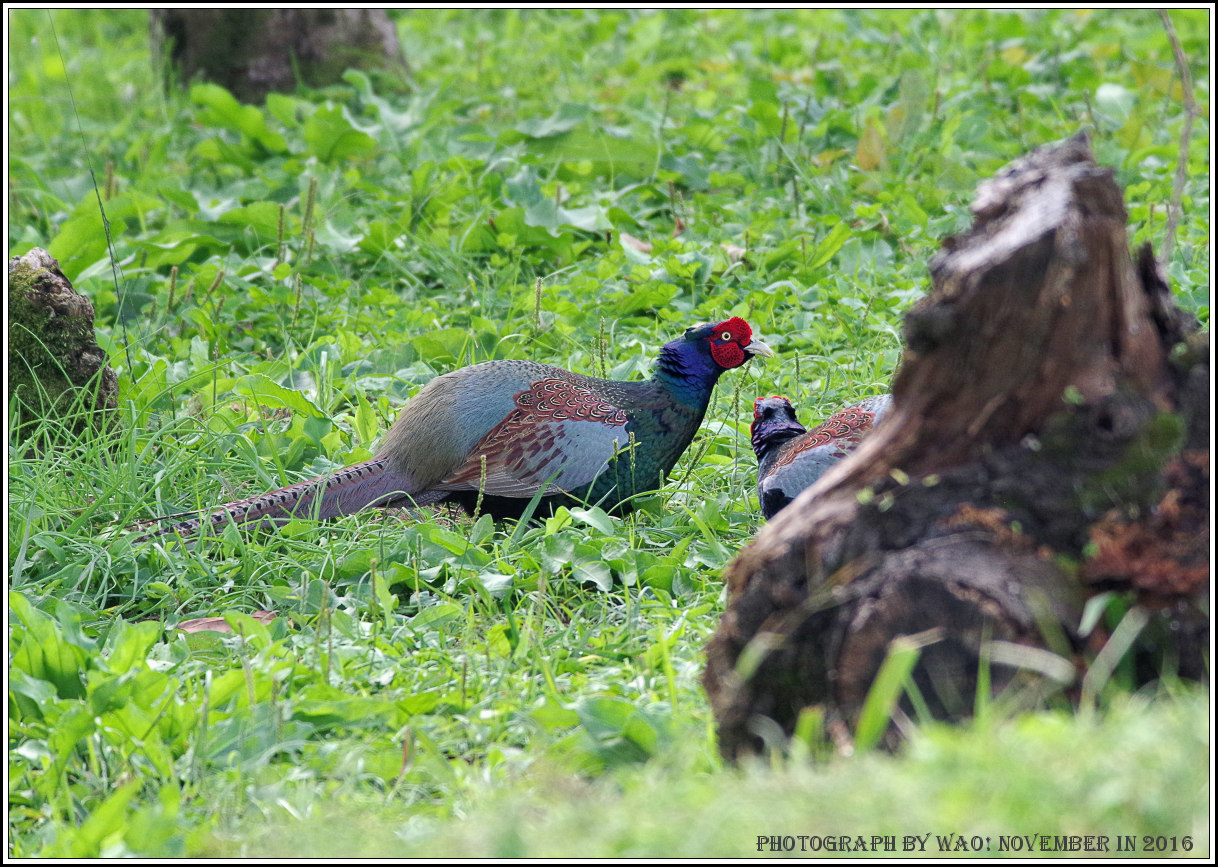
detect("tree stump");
top-left (8, 248), bottom-right (118, 439)
top-left (703, 133), bottom-right (1208, 760)
top-left (151, 9), bottom-right (408, 103)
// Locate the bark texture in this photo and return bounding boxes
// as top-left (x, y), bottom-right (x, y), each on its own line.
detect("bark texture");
top-left (151, 9), bottom-right (407, 103)
top-left (9, 248), bottom-right (118, 438)
top-left (703, 133), bottom-right (1208, 759)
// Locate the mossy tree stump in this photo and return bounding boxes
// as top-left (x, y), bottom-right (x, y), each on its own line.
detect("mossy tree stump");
top-left (9, 248), bottom-right (118, 439)
top-left (151, 9), bottom-right (408, 103)
top-left (703, 134), bottom-right (1208, 760)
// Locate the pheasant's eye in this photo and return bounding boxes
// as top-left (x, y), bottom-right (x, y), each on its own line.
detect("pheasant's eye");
top-left (721, 331), bottom-right (732, 341)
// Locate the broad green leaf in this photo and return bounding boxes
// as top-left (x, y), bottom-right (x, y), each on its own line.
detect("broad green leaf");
top-left (102, 619), bottom-right (162, 675)
top-left (373, 571), bottom-right (398, 624)
top-left (569, 506), bottom-right (616, 535)
top-left (573, 559), bottom-right (613, 591)
top-left (408, 603), bottom-right (463, 631)
top-left (232, 374), bottom-right (326, 418)
top-left (354, 391), bottom-right (379, 446)
top-left (420, 524), bottom-right (473, 556)
top-left (659, 153), bottom-right (710, 190)
top-left (532, 698), bottom-right (580, 731)
top-left (291, 696), bottom-right (405, 730)
top-left (66, 781), bottom-right (141, 857)
top-left (193, 137), bottom-right (256, 172)
top-left (47, 212), bottom-right (127, 279)
top-left (266, 91), bottom-right (310, 128)
top-left (810, 222), bottom-right (853, 269)
top-left (526, 127), bottom-right (659, 175)
top-left (412, 328), bottom-right (471, 364)
top-left (304, 104), bottom-right (377, 162)
top-left (222, 612), bottom-right (274, 649)
top-left (468, 512), bottom-right (495, 545)
top-left (191, 82), bottom-right (287, 152)
top-left (516, 103), bottom-right (590, 138)
top-left (7, 668), bottom-right (59, 722)
top-left (747, 98), bottom-right (782, 137)
top-left (524, 200), bottom-right (613, 233)
top-left (9, 592), bottom-right (90, 700)
top-left (217, 201), bottom-right (283, 240)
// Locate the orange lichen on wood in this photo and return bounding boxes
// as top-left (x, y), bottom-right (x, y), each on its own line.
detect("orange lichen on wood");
top-left (940, 503), bottom-right (1035, 552)
top-left (1080, 450), bottom-right (1209, 601)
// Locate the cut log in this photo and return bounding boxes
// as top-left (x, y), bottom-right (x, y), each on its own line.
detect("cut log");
top-left (703, 133), bottom-right (1208, 759)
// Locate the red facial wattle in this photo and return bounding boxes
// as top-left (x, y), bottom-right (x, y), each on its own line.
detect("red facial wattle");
top-left (711, 341), bottom-right (745, 368)
top-left (751, 395), bottom-right (790, 433)
top-left (708, 316), bottom-right (755, 369)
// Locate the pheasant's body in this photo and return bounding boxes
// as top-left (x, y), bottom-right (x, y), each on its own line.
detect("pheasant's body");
top-left (751, 394), bottom-right (892, 519)
top-left (145, 318), bottom-right (770, 537)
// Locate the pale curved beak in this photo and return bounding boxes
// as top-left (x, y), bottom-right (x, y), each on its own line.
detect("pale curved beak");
top-left (745, 339), bottom-right (774, 359)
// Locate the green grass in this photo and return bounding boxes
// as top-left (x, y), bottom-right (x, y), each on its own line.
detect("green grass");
top-left (202, 691), bottom-right (1210, 858)
top-left (7, 9), bottom-right (1210, 858)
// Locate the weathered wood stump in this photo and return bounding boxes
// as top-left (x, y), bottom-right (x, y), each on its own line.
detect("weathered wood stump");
top-left (703, 133), bottom-right (1208, 759)
top-left (151, 9), bottom-right (408, 103)
top-left (8, 248), bottom-right (118, 439)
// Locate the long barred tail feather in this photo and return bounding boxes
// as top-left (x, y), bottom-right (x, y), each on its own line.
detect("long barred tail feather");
top-left (137, 458), bottom-right (433, 540)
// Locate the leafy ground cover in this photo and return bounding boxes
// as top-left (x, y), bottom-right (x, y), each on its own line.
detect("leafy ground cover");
top-left (7, 9), bottom-right (1210, 857)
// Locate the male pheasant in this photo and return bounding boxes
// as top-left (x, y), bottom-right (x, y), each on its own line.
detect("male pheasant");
top-left (750, 393), bottom-right (892, 519)
top-left (145, 317), bottom-right (772, 538)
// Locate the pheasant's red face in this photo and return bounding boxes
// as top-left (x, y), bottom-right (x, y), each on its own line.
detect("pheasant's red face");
top-left (753, 395), bottom-right (789, 421)
top-left (751, 395), bottom-right (793, 434)
top-left (708, 317), bottom-right (757, 369)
